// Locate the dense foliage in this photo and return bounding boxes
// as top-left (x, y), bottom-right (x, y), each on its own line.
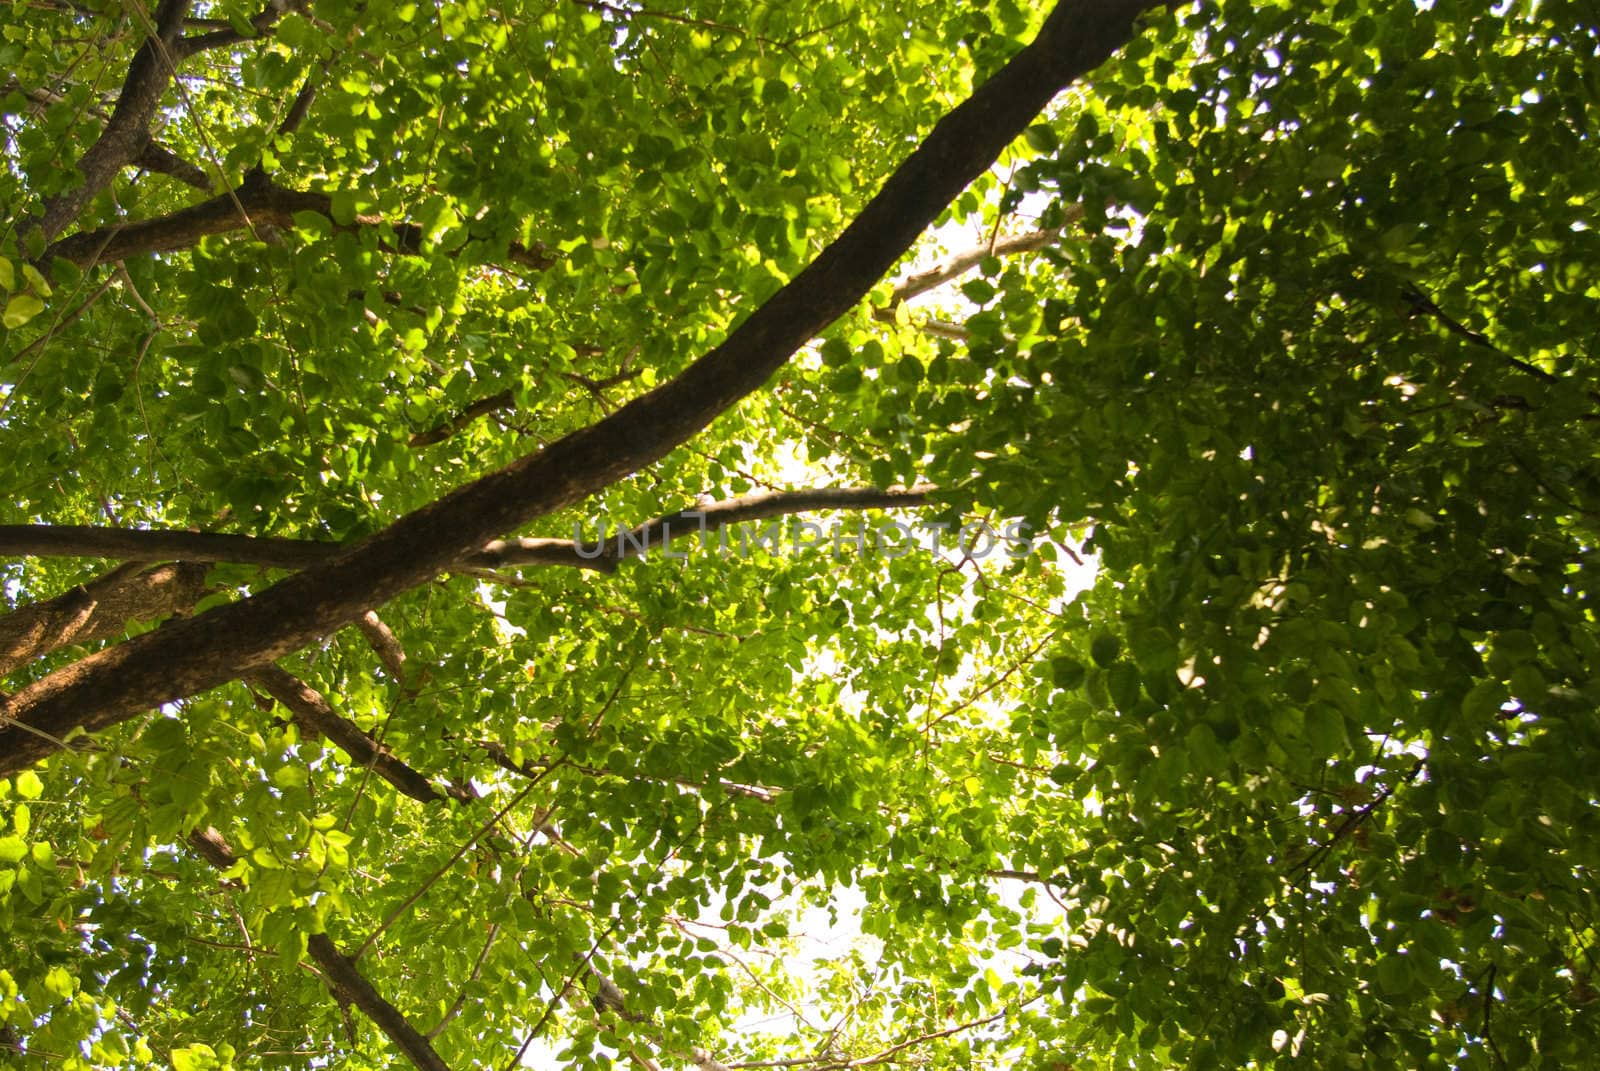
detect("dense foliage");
top-left (2, 0), bottom-right (1598, 1068)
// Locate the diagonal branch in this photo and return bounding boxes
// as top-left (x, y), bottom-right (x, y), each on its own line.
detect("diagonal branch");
top-left (0, 0), bottom-right (1166, 773)
top-left (871, 218), bottom-right (1081, 341)
top-left (131, 138), bottom-right (213, 192)
top-left (184, 827), bottom-right (455, 1071)
top-left (32, 0), bottom-right (195, 242)
top-left (888, 225), bottom-right (1066, 306)
top-left (407, 390), bottom-right (515, 449)
top-left (246, 664), bottom-right (466, 804)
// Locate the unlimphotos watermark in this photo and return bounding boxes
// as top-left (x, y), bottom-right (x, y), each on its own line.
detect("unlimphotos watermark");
top-left (573, 516), bottom-right (1035, 562)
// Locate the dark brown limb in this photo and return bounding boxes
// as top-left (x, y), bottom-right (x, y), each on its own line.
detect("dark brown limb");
top-left (183, 827), bottom-right (455, 1071)
top-left (356, 611), bottom-right (408, 683)
top-left (0, 486), bottom-right (934, 577)
top-left (131, 139), bottom-right (213, 192)
top-left (247, 665), bottom-right (464, 804)
top-left (408, 390), bottom-right (515, 448)
top-left (173, 0), bottom-right (308, 58)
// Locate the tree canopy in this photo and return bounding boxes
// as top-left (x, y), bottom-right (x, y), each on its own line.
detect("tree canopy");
top-left (2, 0), bottom-right (1598, 1068)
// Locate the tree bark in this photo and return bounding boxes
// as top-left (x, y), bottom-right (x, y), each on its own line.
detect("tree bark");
top-left (0, 0), bottom-right (1167, 773)
top-left (0, 561), bottom-right (209, 677)
top-left (247, 665), bottom-right (468, 805)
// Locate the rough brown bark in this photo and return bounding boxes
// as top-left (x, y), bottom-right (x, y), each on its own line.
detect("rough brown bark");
top-left (0, 0), bottom-right (1165, 773)
top-left (131, 139), bottom-right (213, 192)
top-left (407, 390), bottom-right (516, 449)
top-left (0, 561), bottom-right (209, 677)
top-left (185, 827), bottom-right (455, 1071)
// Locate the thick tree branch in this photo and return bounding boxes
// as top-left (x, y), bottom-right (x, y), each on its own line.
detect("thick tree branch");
top-left (33, 0), bottom-right (194, 242)
top-left (0, 0), bottom-right (1164, 772)
top-left (0, 561), bottom-right (209, 677)
top-left (0, 526), bottom-right (342, 570)
top-left (42, 171), bottom-right (557, 270)
top-left (356, 610), bottom-right (408, 683)
top-left (184, 827), bottom-right (455, 1071)
top-left (8, 78), bottom-right (211, 194)
top-left (0, 486), bottom-right (934, 577)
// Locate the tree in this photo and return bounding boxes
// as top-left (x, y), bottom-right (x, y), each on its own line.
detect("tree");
top-left (1, 0), bottom-right (1597, 1067)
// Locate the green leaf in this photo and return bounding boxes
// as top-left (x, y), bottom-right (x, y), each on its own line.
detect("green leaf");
top-left (1107, 662), bottom-right (1142, 712)
top-left (20, 262), bottom-right (50, 297)
top-left (14, 771), bottom-right (41, 800)
top-left (1304, 704), bottom-right (1349, 757)
top-left (960, 279), bottom-right (996, 304)
top-left (1186, 723), bottom-right (1228, 773)
top-left (1051, 656), bottom-right (1087, 690)
top-left (1374, 955), bottom-right (1413, 997)
top-left (2, 292), bottom-right (44, 328)
top-left (329, 189), bottom-right (359, 226)
top-left (820, 338), bottom-right (851, 367)
top-left (1090, 632), bottom-right (1122, 668)
top-left (1024, 124), bottom-right (1060, 154)
top-left (172, 1044), bottom-right (220, 1071)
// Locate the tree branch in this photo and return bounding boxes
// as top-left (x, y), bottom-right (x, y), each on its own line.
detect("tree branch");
top-left (0, 561), bottom-right (209, 677)
top-left (183, 827), bottom-right (455, 1071)
top-left (32, 0), bottom-right (195, 242)
top-left (42, 171), bottom-right (557, 270)
top-left (131, 138), bottom-right (213, 192)
top-left (0, 0), bottom-right (1164, 772)
top-left (356, 610), bottom-right (408, 683)
top-left (871, 221), bottom-right (1078, 340)
top-left (0, 486), bottom-right (935, 577)
top-left (407, 390), bottom-right (515, 448)
top-left (246, 664), bottom-right (465, 804)
top-left (889, 225), bottom-right (1065, 305)
top-left (172, 0), bottom-right (308, 58)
